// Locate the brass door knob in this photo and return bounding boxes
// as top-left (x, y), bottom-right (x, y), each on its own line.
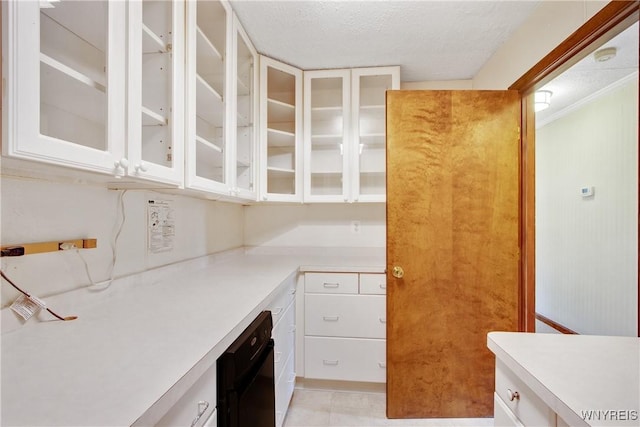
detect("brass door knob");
top-left (392, 266), bottom-right (404, 279)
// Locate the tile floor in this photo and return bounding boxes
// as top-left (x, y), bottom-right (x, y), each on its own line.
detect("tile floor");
top-left (283, 389), bottom-right (494, 427)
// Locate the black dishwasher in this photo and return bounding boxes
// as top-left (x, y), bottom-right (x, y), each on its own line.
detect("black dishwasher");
top-left (217, 311), bottom-right (275, 427)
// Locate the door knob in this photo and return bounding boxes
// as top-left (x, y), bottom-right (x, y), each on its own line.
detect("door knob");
top-left (392, 266), bottom-right (404, 279)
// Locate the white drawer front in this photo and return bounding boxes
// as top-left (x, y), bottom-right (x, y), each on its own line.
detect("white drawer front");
top-left (359, 273), bottom-right (387, 295)
top-left (494, 393), bottom-right (524, 427)
top-left (273, 299), bottom-right (295, 383)
top-left (495, 361), bottom-right (555, 427)
top-left (305, 294), bottom-right (386, 339)
top-left (157, 364), bottom-right (216, 427)
top-left (305, 336), bottom-right (386, 383)
top-left (305, 273), bottom-right (358, 294)
top-left (275, 352), bottom-right (296, 427)
top-left (269, 279), bottom-right (296, 328)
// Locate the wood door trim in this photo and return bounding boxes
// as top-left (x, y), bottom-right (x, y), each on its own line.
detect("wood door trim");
top-left (535, 313), bottom-right (578, 335)
top-left (510, 1), bottom-right (640, 94)
top-left (510, 1), bottom-right (640, 334)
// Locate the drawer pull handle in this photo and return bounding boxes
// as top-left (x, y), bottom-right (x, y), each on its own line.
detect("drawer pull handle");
top-left (190, 400), bottom-right (209, 427)
top-left (507, 389), bottom-right (520, 402)
top-left (272, 307), bottom-right (283, 315)
top-left (290, 289), bottom-right (297, 295)
top-left (323, 316), bottom-right (340, 321)
top-left (379, 317), bottom-right (386, 323)
top-left (323, 359), bottom-right (339, 365)
top-left (378, 362), bottom-right (386, 368)
top-left (323, 282), bottom-right (340, 288)
top-left (289, 325), bottom-right (296, 333)
top-left (379, 284), bottom-right (387, 289)
top-left (275, 351), bottom-right (282, 363)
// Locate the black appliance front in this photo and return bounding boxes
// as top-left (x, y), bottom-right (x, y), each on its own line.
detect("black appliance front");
top-left (217, 311), bottom-right (275, 427)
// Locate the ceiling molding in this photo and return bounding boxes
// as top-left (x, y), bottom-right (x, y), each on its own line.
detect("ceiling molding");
top-left (536, 71), bottom-right (638, 129)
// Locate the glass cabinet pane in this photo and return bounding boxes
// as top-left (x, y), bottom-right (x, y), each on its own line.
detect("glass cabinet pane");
top-left (357, 74), bottom-right (392, 196)
top-left (141, 0), bottom-right (173, 169)
top-left (309, 77), bottom-right (345, 196)
top-left (194, 0), bottom-right (226, 184)
top-left (235, 30), bottom-right (254, 193)
top-left (39, 1), bottom-right (108, 149)
top-left (266, 66), bottom-right (297, 195)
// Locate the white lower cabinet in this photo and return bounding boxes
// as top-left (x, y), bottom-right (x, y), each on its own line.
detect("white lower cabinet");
top-left (156, 364), bottom-right (216, 427)
top-left (302, 272), bottom-right (386, 384)
top-left (494, 361), bottom-right (556, 427)
top-left (276, 352), bottom-right (296, 427)
top-left (305, 336), bottom-right (386, 382)
top-left (268, 278), bottom-right (297, 427)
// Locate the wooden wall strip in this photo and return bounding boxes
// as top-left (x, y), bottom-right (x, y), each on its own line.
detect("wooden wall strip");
top-left (510, 1), bottom-right (640, 94)
top-left (535, 313), bottom-right (578, 335)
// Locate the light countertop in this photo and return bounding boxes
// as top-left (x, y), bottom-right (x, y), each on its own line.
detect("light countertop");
top-left (488, 332), bottom-right (640, 427)
top-left (1, 249), bottom-right (385, 426)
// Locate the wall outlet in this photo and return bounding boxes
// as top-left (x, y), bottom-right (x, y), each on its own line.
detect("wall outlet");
top-left (351, 221), bottom-right (361, 234)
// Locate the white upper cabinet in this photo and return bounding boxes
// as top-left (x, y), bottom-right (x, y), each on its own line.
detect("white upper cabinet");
top-left (3, 0), bottom-right (127, 175)
top-left (351, 67), bottom-right (400, 202)
top-left (185, 1), bottom-right (257, 200)
top-left (230, 15), bottom-right (258, 200)
top-left (127, 0), bottom-right (185, 186)
top-left (303, 66), bottom-right (399, 203)
top-left (259, 56), bottom-right (303, 202)
top-left (304, 69), bottom-right (351, 203)
top-left (185, 0), bottom-right (231, 195)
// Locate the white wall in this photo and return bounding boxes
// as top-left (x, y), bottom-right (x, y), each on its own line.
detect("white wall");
top-left (0, 176), bottom-right (244, 308)
top-left (244, 203), bottom-right (385, 248)
top-left (473, 0), bottom-right (608, 89)
top-left (535, 77), bottom-right (638, 337)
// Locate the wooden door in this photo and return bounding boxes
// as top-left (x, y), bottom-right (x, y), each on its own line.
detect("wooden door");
top-left (386, 90), bottom-right (521, 418)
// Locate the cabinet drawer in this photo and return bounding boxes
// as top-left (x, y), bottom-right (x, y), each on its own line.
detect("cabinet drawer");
top-left (157, 364), bottom-right (216, 427)
top-left (305, 294), bottom-right (385, 339)
top-left (494, 393), bottom-right (524, 427)
top-left (359, 273), bottom-right (387, 295)
top-left (273, 299), bottom-right (295, 383)
top-left (305, 336), bottom-right (386, 383)
top-left (268, 280), bottom-right (296, 328)
top-left (275, 352), bottom-right (296, 427)
top-left (305, 273), bottom-right (358, 294)
top-left (495, 361), bottom-right (555, 427)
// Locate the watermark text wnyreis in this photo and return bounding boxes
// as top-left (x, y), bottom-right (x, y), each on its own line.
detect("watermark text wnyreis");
top-left (581, 410), bottom-right (639, 422)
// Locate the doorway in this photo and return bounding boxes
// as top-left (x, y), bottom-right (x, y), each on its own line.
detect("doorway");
top-left (510, 1), bottom-right (640, 336)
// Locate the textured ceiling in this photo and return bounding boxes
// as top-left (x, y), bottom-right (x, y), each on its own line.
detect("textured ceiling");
top-left (230, 0), bottom-right (540, 82)
top-left (537, 22), bottom-right (639, 124)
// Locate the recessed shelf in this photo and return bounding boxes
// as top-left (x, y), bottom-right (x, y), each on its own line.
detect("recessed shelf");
top-left (195, 134), bottom-right (223, 153)
top-left (267, 166), bottom-right (295, 176)
top-left (41, 58), bottom-right (106, 126)
top-left (268, 128), bottom-right (295, 147)
top-left (196, 74), bottom-right (223, 126)
top-left (267, 98), bottom-right (295, 123)
top-left (142, 106), bottom-right (167, 126)
top-left (311, 106), bottom-right (343, 121)
top-left (237, 159), bottom-right (251, 168)
top-left (196, 27), bottom-right (224, 62)
top-left (311, 134), bottom-right (343, 146)
top-left (360, 104), bottom-right (385, 110)
top-left (40, 53), bottom-right (105, 93)
top-left (142, 23), bottom-right (168, 54)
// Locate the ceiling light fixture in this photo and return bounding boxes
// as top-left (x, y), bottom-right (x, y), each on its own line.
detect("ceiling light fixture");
top-left (535, 90), bottom-right (552, 112)
top-left (594, 47), bottom-right (617, 62)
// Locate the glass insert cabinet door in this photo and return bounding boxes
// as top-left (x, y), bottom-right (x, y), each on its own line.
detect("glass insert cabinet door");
top-left (303, 69), bottom-right (351, 202)
top-left (127, 0), bottom-right (185, 185)
top-left (232, 15), bottom-right (257, 199)
top-left (351, 67), bottom-right (400, 202)
top-left (186, 0), bottom-right (229, 193)
top-left (5, 0), bottom-right (127, 174)
top-left (260, 56), bottom-right (303, 202)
